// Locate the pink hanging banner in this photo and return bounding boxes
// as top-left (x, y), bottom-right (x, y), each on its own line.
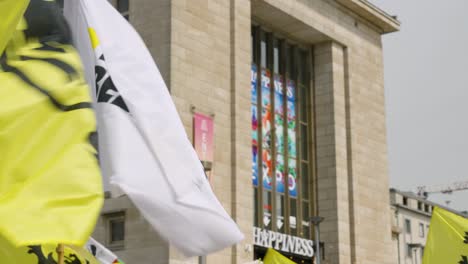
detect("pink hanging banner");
top-left (193, 113), bottom-right (214, 163)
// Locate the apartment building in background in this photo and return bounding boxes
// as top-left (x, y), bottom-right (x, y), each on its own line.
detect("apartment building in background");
top-left (390, 188), bottom-right (468, 264)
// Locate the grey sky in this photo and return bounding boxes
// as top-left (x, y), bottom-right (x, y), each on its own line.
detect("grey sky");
top-left (369, 0), bottom-right (468, 211)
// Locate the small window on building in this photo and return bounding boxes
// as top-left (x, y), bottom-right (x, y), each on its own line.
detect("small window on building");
top-left (419, 223), bottom-right (425, 237)
top-left (406, 244), bottom-right (413, 257)
top-left (424, 204), bottom-right (430, 213)
top-left (403, 196), bottom-right (408, 206)
top-left (104, 211), bottom-right (125, 250)
top-left (117, 0), bottom-right (130, 20)
top-left (417, 201), bottom-right (422, 210)
top-left (405, 219), bottom-right (411, 234)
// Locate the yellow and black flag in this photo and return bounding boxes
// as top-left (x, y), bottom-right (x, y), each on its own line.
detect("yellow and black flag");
top-left (0, 0), bottom-right (30, 54)
top-left (263, 248), bottom-right (296, 264)
top-left (423, 207), bottom-right (468, 264)
top-left (0, 235), bottom-right (99, 264)
top-left (0, 0), bottom-right (103, 249)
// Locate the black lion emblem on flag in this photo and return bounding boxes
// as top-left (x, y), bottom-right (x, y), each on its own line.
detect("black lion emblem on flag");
top-left (28, 245), bottom-right (90, 264)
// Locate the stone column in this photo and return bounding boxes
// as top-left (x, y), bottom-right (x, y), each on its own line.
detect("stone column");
top-left (314, 41), bottom-right (352, 264)
top-left (229, 0), bottom-right (254, 263)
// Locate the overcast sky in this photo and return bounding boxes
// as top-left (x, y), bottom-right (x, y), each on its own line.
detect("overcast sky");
top-left (368, 0), bottom-right (468, 211)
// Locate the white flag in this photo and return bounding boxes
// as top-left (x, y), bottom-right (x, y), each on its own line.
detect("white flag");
top-left (64, 0), bottom-right (244, 257)
top-left (85, 238), bottom-right (124, 264)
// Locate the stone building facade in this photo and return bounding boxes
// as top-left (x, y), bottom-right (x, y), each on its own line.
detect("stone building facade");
top-left (91, 0), bottom-right (400, 263)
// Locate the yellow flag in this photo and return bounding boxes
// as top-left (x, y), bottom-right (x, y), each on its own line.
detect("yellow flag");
top-left (0, 235), bottom-right (99, 264)
top-left (422, 207), bottom-right (468, 264)
top-left (0, 0), bottom-right (103, 247)
top-left (263, 248), bottom-right (297, 264)
top-left (0, 0), bottom-right (30, 54)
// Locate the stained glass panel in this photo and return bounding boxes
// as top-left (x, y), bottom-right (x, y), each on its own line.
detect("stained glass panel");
top-left (274, 75), bottom-right (285, 153)
top-left (287, 122), bottom-right (296, 158)
top-left (262, 108), bottom-right (272, 150)
top-left (274, 75), bottom-right (284, 115)
top-left (252, 105), bottom-right (258, 146)
top-left (288, 158), bottom-right (297, 197)
top-left (261, 69), bottom-right (271, 108)
top-left (275, 115), bottom-right (284, 153)
top-left (252, 145), bottom-right (258, 186)
top-left (262, 149), bottom-right (273, 190)
top-left (286, 80), bottom-right (296, 119)
top-left (287, 79), bottom-right (297, 158)
top-left (251, 64), bottom-right (258, 104)
top-left (262, 69), bottom-right (272, 151)
top-left (276, 154), bottom-right (285, 193)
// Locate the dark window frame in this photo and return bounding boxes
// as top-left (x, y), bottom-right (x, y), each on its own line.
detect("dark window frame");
top-left (419, 222), bottom-right (425, 237)
top-left (405, 218), bottom-right (411, 234)
top-left (406, 244), bottom-right (413, 257)
top-left (104, 211), bottom-right (126, 250)
top-left (403, 196), bottom-right (408, 206)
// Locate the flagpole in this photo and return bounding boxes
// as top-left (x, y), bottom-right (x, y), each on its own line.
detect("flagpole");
top-left (57, 244), bottom-right (65, 264)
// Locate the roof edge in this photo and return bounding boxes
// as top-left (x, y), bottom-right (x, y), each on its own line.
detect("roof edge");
top-left (390, 188), bottom-right (468, 218)
top-left (335, 0), bottom-right (400, 34)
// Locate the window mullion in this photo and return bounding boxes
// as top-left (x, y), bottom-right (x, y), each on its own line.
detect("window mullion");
top-left (280, 39), bottom-right (290, 235)
top-left (254, 26), bottom-right (264, 229)
top-left (266, 32), bottom-right (278, 232)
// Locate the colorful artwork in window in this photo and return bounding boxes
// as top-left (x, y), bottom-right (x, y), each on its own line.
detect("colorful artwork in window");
top-left (262, 108), bottom-right (272, 150)
top-left (288, 121), bottom-right (296, 158)
top-left (261, 69), bottom-right (271, 109)
top-left (276, 154), bottom-right (285, 193)
top-left (274, 75), bottom-right (284, 115)
top-left (262, 149), bottom-right (273, 190)
top-left (286, 79), bottom-right (295, 119)
top-left (274, 75), bottom-right (284, 153)
top-left (261, 69), bottom-right (272, 150)
top-left (275, 115), bottom-right (284, 153)
top-left (252, 145), bottom-right (258, 186)
top-left (252, 105), bottom-right (258, 146)
top-left (251, 64), bottom-right (258, 104)
top-left (287, 80), bottom-right (296, 158)
top-left (288, 158), bottom-right (297, 197)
